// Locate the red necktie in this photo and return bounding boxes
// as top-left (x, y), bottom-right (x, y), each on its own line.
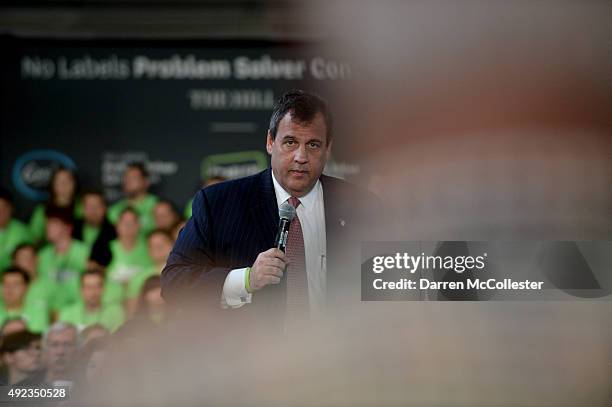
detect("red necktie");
top-left (285, 196), bottom-right (309, 322)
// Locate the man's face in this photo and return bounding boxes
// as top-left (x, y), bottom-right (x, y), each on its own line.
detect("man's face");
top-left (6, 340), bottom-right (42, 375)
top-left (123, 168), bottom-right (148, 198)
top-left (2, 274), bottom-right (27, 308)
top-left (116, 212), bottom-right (139, 240)
top-left (266, 111), bottom-right (331, 198)
top-left (0, 198), bottom-right (12, 228)
top-left (148, 233), bottom-right (173, 265)
top-left (45, 328), bottom-right (77, 374)
top-left (46, 218), bottom-right (70, 244)
top-left (14, 247), bottom-right (37, 278)
top-left (83, 194), bottom-right (106, 226)
top-left (153, 202), bottom-right (178, 231)
top-left (81, 274), bottom-right (103, 308)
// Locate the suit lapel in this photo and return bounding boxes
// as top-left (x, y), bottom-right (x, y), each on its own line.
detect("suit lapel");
top-left (250, 169), bottom-right (279, 247)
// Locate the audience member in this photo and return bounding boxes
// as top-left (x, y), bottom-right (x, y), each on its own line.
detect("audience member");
top-left (37, 207), bottom-right (89, 309)
top-left (29, 167), bottom-right (81, 245)
top-left (0, 330), bottom-right (42, 385)
top-left (153, 200), bottom-right (180, 233)
top-left (126, 229), bottom-right (172, 315)
top-left (59, 269), bottom-right (124, 332)
top-left (105, 208), bottom-right (152, 304)
top-left (73, 190), bottom-right (117, 266)
top-left (107, 163), bottom-right (158, 237)
top-left (0, 268), bottom-right (49, 333)
top-left (0, 188), bottom-right (32, 272)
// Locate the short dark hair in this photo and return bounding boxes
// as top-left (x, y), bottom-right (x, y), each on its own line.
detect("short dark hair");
top-left (81, 267), bottom-right (105, 283)
top-left (268, 89), bottom-right (333, 144)
top-left (0, 330), bottom-right (41, 354)
top-left (82, 188), bottom-right (105, 201)
top-left (2, 267), bottom-right (30, 285)
top-left (118, 206), bottom-right (139, 222)
top-left (155, 199), bottom-right (178, 214)
top-left (45, 205), bottom-right (74, 226)
top-left (126, 162), bottom-right (149, 179)
top-left (147, 228), bottom-right (173, 242)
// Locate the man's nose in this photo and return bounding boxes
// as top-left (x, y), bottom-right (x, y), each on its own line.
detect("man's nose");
top-left (293, 144), bottom-right (309, 163)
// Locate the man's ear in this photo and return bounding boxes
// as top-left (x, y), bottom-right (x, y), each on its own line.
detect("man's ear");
top-left (266, 132), bottom-right (274, 155)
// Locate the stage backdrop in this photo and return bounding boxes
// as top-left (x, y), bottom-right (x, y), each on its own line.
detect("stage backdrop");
top-left (0, 36), bottom-right (358, 219)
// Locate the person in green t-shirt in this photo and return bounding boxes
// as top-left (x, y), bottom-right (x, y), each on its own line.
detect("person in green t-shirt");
top-left (0, 189), bottom-right (33, 272)
top-left (76, 191), bottom-right (106, 249)
top-left (12, 244), bottom-right (37, 278)
top-left (28, 167), bottom-right (82, 245)
top-left (0, 268), bottom-right (50, 333)
top-left (104, 208), bottom-right (153, 306)
top-left (107, 163), bottom-right (158, 237)
top-left (153, 200), bottom-right (181, 233)
top-left (37, 207), bottom-right (89, 310)
top-left (73, 191), bottom-right (117, 266)
top-left (11, 243), bottom-right (55, 315)
top-left (58, 268), bottom-right (125, 332)
top-left (126, 229), bottom-right (173, 316)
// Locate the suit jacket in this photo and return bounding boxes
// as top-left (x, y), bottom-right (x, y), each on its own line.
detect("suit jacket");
top-left (161, 169), bottom-right (378, 329)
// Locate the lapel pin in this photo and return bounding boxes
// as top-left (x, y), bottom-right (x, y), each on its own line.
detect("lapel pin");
top-left (339, 218), bottom-right (346, 227)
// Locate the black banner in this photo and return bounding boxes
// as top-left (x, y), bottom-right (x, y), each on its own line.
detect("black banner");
top-left (0, 37), bottom-right (358, 219)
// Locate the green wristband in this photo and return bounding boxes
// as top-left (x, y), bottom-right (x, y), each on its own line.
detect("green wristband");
top-left (245, 267), bottom-right (252, 293)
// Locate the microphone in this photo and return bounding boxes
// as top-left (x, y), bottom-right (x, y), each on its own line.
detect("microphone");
top-left (275, 202), bottom-right (296, 252)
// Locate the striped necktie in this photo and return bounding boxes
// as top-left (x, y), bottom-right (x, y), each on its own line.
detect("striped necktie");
top-left (285, 196), bottom-right (309, 323)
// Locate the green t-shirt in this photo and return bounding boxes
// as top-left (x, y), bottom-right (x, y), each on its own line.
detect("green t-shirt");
top-left (81, 224), bottom-right (100, 251)
top-left (107, 194), bottom-right (158, 237)
top-left (183, 198), bottom-right (193, 220)
top-left (102, 239), bottom-right (153, 305)
top-left (0, 219), bottom-right (33, 272)
top-left (107, 239), bottom-right (152, 284)
top-left (58, 301), bottom-right (125, 332)
top-left (101, 280), bottom-right (125, 307)
top-left (26, 278), bottom-right (54, 306)
top-left (37, 240), bottom-right (90, 309)
top-left (29, 201), bottom-right (83, 245)
top-left (0, 287), bottom-right (51, 333)
top-left (126, 265), bottom-right (162, 299)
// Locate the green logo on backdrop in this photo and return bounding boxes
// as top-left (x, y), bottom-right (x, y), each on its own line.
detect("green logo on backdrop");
top-left (201, 151), bottom-right (268, 181)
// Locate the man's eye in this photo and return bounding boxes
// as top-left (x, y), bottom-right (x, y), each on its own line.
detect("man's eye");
top-left (285, 140), bottom-right (295, 145)
top-left (308, 142), bottom-right (320, 148)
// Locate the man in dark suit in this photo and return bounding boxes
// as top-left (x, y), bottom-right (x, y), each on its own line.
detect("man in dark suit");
top-left (161, 90), bottom-right (376, 330)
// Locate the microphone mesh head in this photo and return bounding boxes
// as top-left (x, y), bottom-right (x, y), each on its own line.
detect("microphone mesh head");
top-left (279, 201), bottom-right (296, 221)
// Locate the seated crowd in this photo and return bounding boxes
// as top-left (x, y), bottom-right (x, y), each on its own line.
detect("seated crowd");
top-left (0, 163), bottom-right (222, 386)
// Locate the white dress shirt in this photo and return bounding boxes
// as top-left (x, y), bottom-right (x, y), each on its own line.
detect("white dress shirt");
top-left (221, 172), bottom-right (327, 315)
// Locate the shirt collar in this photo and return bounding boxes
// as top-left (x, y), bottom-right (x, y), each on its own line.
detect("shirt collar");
top-left (271, 170), bottom-right (321, 210)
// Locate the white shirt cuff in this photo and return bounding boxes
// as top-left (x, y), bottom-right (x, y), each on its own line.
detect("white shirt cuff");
top-left (221, 267), bottom-right (253, 309)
